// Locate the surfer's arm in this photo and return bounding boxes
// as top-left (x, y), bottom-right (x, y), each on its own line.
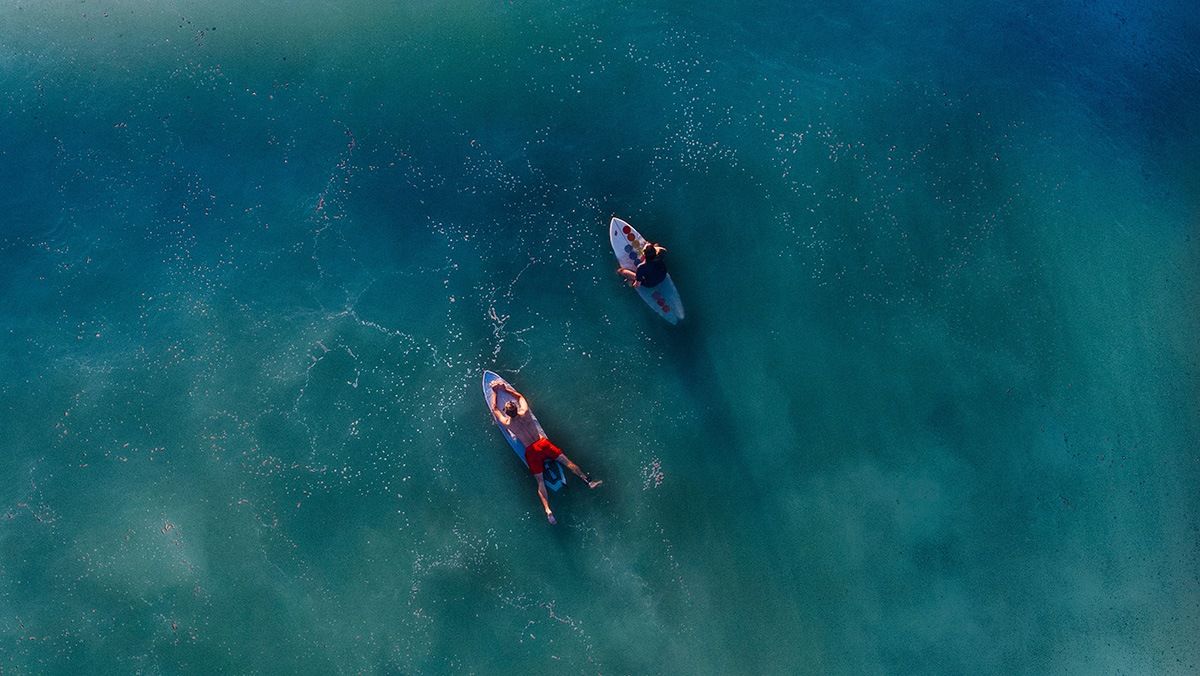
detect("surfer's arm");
top-left (490, 390), bottom-right (511, 425)
top-left (515, 394), bottom-right (529, 416)
top-left (495, 382), bottom-right (523, 399)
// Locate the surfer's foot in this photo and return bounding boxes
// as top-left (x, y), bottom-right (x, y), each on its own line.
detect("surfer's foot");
top-left (546, 512), bottom-right (557, 525)
top-left (587, 479), bottom-right (603, 489)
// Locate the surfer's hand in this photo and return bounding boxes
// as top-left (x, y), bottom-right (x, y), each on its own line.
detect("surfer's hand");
top-left (546, 512), bottom-right (557, 525)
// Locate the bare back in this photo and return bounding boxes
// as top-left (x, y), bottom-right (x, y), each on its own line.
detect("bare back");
top-left (504, 410), bottom-right (543, 447)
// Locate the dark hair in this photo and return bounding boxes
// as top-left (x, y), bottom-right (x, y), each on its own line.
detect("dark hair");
top-left (643, 244), bottom-right (660, 260)
top-left (504, 401), bottom-right (518, 414)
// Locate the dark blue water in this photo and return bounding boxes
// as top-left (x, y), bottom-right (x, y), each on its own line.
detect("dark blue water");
top-left (2, 1), bottom-right (1197, 672)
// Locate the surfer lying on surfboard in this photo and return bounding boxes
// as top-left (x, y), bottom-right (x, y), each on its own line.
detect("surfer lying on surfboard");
top-left (489, 381), bottom-right (603, 525)
top-left (616, 241), bottom-right (668, 288)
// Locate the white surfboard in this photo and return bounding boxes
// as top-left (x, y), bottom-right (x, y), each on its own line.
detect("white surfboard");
top-left (481, 370), bottom-right (566, 491)
top-left (609, 217), bottom-right (685, 324)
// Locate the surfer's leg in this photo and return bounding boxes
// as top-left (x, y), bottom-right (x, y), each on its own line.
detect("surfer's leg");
top-left (535, 474), bottom-right (555, 524)
top-left (556, 455), bottom-right (603, 489)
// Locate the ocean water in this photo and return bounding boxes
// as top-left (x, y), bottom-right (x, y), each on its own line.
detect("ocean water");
top-left (2, 0), bottom-right (1198, 673)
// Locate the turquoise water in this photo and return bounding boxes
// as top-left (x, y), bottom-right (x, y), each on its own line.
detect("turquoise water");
top-left (2, 1), bottom-right (1198, 672)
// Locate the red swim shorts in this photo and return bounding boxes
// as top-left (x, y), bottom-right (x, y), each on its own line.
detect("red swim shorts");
top-left (524, 438), bottom-right (562, 475)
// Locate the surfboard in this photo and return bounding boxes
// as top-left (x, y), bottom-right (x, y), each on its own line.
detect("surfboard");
top-left (609, 217), bottom-right (685, 324)
top-left (481, 370), bottom-right (566, 491)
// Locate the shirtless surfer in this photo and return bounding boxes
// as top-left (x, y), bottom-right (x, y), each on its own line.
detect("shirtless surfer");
top-left (489, 381), bottom-right (602, 524)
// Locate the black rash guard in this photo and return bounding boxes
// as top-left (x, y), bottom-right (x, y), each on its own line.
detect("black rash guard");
top-left (635, 258), bottom-right (668, 288)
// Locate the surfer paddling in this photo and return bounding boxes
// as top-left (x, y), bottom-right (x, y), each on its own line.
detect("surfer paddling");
top-left (616, 241), bottom-right (668, 288)
top-left (489, 381), bottom-right (602, 524)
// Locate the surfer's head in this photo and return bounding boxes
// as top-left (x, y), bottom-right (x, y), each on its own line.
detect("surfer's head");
top-left (504, 401), bottom-right (518, 416)
top-left (643, 244), bottom-right (660, 261)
